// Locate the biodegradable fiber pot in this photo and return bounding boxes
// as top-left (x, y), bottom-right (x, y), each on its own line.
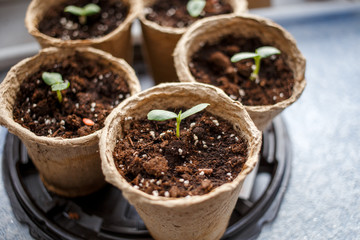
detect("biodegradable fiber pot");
top-left (139, 0), bottom-right (247, 84)
top-left (174, 14), bottom-right (306, 131)
top-left (0, 47), bottom-right (141, 197)
top-left (25, 0), bottom-right (140, 63)
top-left (100, 83), bottom-right (261, 240)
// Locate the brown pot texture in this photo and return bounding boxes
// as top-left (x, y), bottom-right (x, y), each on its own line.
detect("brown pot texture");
top-left (139, 0), bottom-right (247, 85)
top-left (25, 0), bottom-right (140, 63)
top-left (100, 82), bottom-right (261, 240)
top-left (174, 14), bottom-right (306, 131)
top-left (0, 47), bottom-right (141, 197)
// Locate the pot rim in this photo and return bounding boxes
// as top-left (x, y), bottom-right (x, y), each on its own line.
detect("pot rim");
top-left (25, 0), bottom-right (141, 45)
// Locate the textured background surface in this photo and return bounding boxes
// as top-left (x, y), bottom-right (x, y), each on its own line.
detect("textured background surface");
top-left (1, 1), bottom-right (360, 239)
top-left (255, 5), bottom-right (360, 240)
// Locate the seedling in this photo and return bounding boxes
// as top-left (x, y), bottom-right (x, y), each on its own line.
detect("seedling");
top-left (147, 103), bottom-right (210, 138)
top-left (187, 0), bottom-right (206, 17)
top-left (42, 72), bottom-right (70, 103)
top-left (64, 3), bottom-right (101, 24)
top-left (231, 46), bottom-right (281, 81)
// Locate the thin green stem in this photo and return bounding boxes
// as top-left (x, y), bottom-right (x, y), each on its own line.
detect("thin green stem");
top-left (57, 90), bottom-right (63, 103)
top-left (79, 15), bottom-right (86, 24)
top-left (251, 55), bottom-right (261, 80)
top-left (176, 117), bottom-right (181, 138)
top-left (176, 110), bottom-right (182, 138)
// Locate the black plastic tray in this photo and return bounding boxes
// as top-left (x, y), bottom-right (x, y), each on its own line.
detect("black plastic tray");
top-left (2, 116), bottom-right (291, 240)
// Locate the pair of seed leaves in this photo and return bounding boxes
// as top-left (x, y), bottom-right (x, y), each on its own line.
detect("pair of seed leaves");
top-left (148, 103), bottom-right (210, 138)
top-left (42, 72), bottom-right (70, 103)
top-left (64, 3), bottom-right (101, 24)
top-left (42, 72), bottom-right (94, 126)
top-left (231, 46), bottom-right (281, 81)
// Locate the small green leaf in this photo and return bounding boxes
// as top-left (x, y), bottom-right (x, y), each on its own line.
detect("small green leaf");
top-left (51, 81), bottom-right (70, 91)
top-left (147, 110), bottom-right (178, 121)
top-left (256, 46), bottom-right (281, 58)
top-left (187, 0), bottom-right (206, 17)
top-left (42, 72), bottom-right (63, 86)
top-left (181, 103), bottom-right (210, 120)
top-left (64, 5), bottom-right (85, 16)
top-left (231, 52), bottom-right (258, 63)
top-left (83, 3), bottom-right (101, 16)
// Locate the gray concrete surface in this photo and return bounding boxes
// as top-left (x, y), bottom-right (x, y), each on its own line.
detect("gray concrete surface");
top-left (257, 3), bottom-right (360, 240)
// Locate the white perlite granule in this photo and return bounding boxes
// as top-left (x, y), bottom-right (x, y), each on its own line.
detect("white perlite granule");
top-left (184, 180), bottom-right (189, 187)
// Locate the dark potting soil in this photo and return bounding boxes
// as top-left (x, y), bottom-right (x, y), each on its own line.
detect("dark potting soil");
top-left (12, 53), bottom-right (130, 138)
top-left (145, 0), bottom-right (233, 28)
top-left (113, 111), bottom-right (248, 198)
top-left (190, 35), bottom-right (295, 106)
top-left (38, 0), bottom-right (129, 40)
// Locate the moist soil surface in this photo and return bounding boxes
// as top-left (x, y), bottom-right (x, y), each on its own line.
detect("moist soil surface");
top-left (190, 35), bottom-right (295, 106)
top-left (113, 111), bottom-right (248, 198)
top-left (13, 53), bottom-right (130, 138)
top-left (145, 0), bottom-right (233, 28)
top-left (38, 0), bottom-right (129, 40)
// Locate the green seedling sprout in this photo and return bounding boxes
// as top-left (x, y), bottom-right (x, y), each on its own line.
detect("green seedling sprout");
top-left (187, 0), bottom-right (206, 17)
top-left (64, 3), bottom-right (101, 24)
top-left (42, 72), bottom-right (70, 103)
top-left (231, 46), bottom-right (281, 81)
top-left (147, 103), bottom-right (210, 138)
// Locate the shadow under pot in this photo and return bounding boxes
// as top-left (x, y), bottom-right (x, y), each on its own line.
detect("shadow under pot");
top-left (174, 14), bottom-right (306, 131)
top-left (139, 0), bottom-right (247, 84)
top-left (25, 0), bottom-right (140, 63)
top-left (100, 82), bottom-right (261, 240)
top-left (0, 47), bottom-right (141, 197)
